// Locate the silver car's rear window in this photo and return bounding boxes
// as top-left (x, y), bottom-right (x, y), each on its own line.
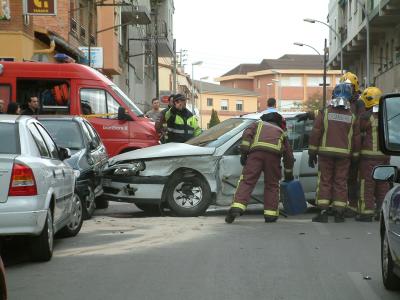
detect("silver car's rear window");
top-left (0, 123), bottom-right (20, 154)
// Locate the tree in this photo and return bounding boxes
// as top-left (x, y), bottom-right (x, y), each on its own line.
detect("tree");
top-left (209, 109), bottom-right (220, 128)
top-left (294, 92), bottom-right (323, 111)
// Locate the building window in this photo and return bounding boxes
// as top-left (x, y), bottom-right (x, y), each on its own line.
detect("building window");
top-left (236, 100), bottom-right (243, 111)
top-left (207, 98), bottom-right (213, 106)
top-left (307, 76), bottom-right (331, 87)
top-left (220, 100), bottom-right (228, 111)
top-left (281, 76), bottom-right (303, 87)
top-left (280, 100), bottom-right (300, 111)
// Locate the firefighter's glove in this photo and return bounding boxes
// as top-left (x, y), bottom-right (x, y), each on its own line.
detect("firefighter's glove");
top-left (240, 154), bottom-right (247, 166)
top-left (284, 171), bottom-right (294, 182)
top-left (295, 112), bottom-right (310, 122)
top-left (308, 153), bottom-right (318, 168)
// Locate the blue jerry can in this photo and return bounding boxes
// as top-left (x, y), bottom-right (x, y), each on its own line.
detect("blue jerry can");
top-left (280, 180), bottom-right (307, 215)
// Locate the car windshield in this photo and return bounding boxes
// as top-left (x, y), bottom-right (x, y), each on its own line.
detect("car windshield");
top-left (40, 120), bottom-right (84, 150)
top-left (0, 123), bottom-right (19, 154)
top-left (110, 85), bottom-right (144, 117)
top-left (187, 118), bottom-right (255, 148)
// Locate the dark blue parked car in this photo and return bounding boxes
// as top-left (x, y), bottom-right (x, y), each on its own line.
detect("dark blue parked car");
top-left (39, 116), bottom-right (109, 219)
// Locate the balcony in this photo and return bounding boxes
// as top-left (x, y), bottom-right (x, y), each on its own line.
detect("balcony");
top-left (121, 5), bottom-right (151, 25)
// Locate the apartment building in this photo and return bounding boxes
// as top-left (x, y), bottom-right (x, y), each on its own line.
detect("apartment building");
top-left (194, 80), bottom-right (258, 129)
top-left (327, 0), bottom-right (400, 92)
top-left (216, 55), bottom-right (341, 112)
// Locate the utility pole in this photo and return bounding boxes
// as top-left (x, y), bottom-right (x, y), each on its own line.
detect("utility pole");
top-left (154, 3), bottom-right (159, 98)
top-left (323, 39), bottom-right (328, 108)
top-left (172, 39), bottom-right (177, 94)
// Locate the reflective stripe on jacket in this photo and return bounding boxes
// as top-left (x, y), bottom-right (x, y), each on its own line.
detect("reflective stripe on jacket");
top-left (165, 108), bottom-right (201, 143)
top-left (240, 120), bottom-right (294, 171)
top-left (308, 107), bottom-right (360, 158)
top-left (360, 111), bottom-right (389, 159)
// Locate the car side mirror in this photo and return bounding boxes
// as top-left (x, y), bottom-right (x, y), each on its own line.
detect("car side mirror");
top-left (59, 147), bottom-right (71, 161)
top-left (89, 141), bottom-right (97, 150)
top-left (372, 165), bottom-right (397, 182)
top-left (379, 93), bottom-right (400, 155)
top-left (118, 106), bottom-right (133, 121)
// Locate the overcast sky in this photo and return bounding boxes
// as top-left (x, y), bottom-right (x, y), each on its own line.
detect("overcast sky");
top-left (173, 0), bottom-right (330, 83)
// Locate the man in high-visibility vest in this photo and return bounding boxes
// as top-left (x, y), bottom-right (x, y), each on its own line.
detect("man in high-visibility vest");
top-left (357, 87), bottom-right (390, 222)
top-left (308, 83), bottom-right (360, 223)
top-left (225, 112), bottom-right (294, 224)
top-left (165, 94), bottom-right (201, 143)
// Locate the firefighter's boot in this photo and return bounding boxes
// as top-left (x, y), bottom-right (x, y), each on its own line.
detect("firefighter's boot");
top-left (334, 211), bottom-right (346, 223)
top-left (225, 207), bottom-right (243, 224)
top-left (312, 210), bottom-right (328, 223)
top-left (264, 216), bottom-right (278, 223)
top-left (355, 214), bottom-right (373, 222)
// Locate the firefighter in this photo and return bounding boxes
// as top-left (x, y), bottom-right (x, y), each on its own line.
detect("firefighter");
top-left (308, 83), bottom-right (360, 223)
top-left (357, 87), bottom-right (390, 222)
top-left (164, 94), bottom-right (201, 143)
top-left (225, 112), bottom-right (294, 224)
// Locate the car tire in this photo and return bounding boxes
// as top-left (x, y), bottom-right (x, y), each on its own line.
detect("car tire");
top-left (135, 203), bottom-right (160, 214)
top-left (165, 174), bottom-right (211, 217)
top-left (82, 186), bottom-right (96, 220)
top-left (58, 193), bottom-right (84, 238)
top-left (95, 196), bottom-right (109, 209)
top-left (381, 228), bottom-right (400, 290)
top-left (30, 208), bottom-right (54, 262)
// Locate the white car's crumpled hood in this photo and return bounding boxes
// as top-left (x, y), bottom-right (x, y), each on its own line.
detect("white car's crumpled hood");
top-left (109, 143), bottom-right (215, 165)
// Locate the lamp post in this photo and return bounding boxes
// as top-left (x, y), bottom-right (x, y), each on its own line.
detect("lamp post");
top-left (199, 76), bottom-right (209, 128)
top-left (304, 18), bottom-right (343, 75)
top-left (294, 41), bottom-right (328, 107)
top-left (191, 61), bottom-right (203, 115)
top-left (271, 78), bottom-right (281, 110)
top-left (354, 0), bottom-right (370, 87)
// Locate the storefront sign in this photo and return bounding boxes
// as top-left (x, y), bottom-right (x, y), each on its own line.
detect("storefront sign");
top-left (25, 0), bottom-right (57, 16)
top-left (0, 0), bottom-right (11, 20)
top-left (79, 47), bottom-right (104, 69)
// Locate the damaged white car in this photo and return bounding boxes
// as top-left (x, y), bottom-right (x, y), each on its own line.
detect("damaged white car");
top-left (101, 113), bottom-right (318, 216)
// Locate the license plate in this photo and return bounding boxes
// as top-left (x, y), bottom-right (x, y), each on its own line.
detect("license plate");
top-left (103, 178), bottom-right (112, 187)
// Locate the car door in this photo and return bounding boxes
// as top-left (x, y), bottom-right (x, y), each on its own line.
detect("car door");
top-left (35, 123), bottom-right (74, 222)
top-left (389, 187), bottom-right (400, 259)
top-left (285, 118), bottom-right (317, 200)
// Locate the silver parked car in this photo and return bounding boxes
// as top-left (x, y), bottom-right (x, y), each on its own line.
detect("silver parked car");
top-left (102, 112), bottom-right (317, 216)
top-left (0, 115), bottom-right (82, 261)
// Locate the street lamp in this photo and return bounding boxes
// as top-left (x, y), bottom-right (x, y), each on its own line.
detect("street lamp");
top-left (354, 0), bottom-right (370, 87)
top-left (294, 41), bottom-right (328, 107)
top-left (191, 61), bottom-right (203, 115)
top-left (304, 18), bottom-right (343, 74)
top-left (199, 76), bottom-right (208, 128)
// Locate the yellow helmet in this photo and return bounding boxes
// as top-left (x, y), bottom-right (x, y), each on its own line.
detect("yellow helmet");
top-left (339, 72), bottom-right (360, 93)
top-left (360, 86), bottom-right (382, 108)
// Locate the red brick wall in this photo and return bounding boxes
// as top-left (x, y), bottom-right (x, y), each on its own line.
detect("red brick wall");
top-left (33, 0), bottom-right (70, 41)
top-left (220, 79), bottom-right (254, 91)
top-left (0, 1), bottom-right (33, 36)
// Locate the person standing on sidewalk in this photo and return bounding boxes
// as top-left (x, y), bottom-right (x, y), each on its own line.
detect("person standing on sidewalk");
top-left (308, 83), bottom-right (360, 223)
top-left (225, 112), bottom-right (294, 224)
top-left (145, 98), bottom-right (162, 122)
top-left (357, 87), bottom-right (390, 222)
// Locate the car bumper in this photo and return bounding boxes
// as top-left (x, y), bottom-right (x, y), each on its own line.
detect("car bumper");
top-left (0, 195), bottom-right (48, 236)
top-left (102, 175), bottom-right (166, 203)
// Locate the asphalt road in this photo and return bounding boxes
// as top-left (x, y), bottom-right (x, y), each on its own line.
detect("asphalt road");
top-left (3, 203), bottom-right (400, 300)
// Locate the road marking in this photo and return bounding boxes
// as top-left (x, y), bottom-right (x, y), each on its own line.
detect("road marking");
top-left (347, 272), bottom-right (381, 300)
top-left (312, 223), bottom-right (330, 235)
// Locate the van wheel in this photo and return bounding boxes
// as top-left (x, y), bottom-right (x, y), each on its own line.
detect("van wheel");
top-left (82, 186), bottom-right (96, 220)
top-left (382, 228), bottom-right (400, 290)
top-left (165, 174), bottom-right (211, 217)
top-left (58, 193), bottom-right (83, 238)
top-left (30, 209), bottom-right (54, 262)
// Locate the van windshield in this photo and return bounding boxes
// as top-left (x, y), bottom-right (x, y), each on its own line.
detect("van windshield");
top-left (110, 85), bottom-right (144, 117)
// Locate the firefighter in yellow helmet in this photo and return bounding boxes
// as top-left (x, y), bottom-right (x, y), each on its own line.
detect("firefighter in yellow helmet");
top-left (357, 87), bottom-right (390, 221)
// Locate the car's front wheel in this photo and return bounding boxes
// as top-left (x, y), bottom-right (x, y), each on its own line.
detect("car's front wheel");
top-left (381, 226), bottom-right (400, 290)
top-left (165, 174), bottom-right (211, 217)
top-left (30, 208), bottom-right (54, 262)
